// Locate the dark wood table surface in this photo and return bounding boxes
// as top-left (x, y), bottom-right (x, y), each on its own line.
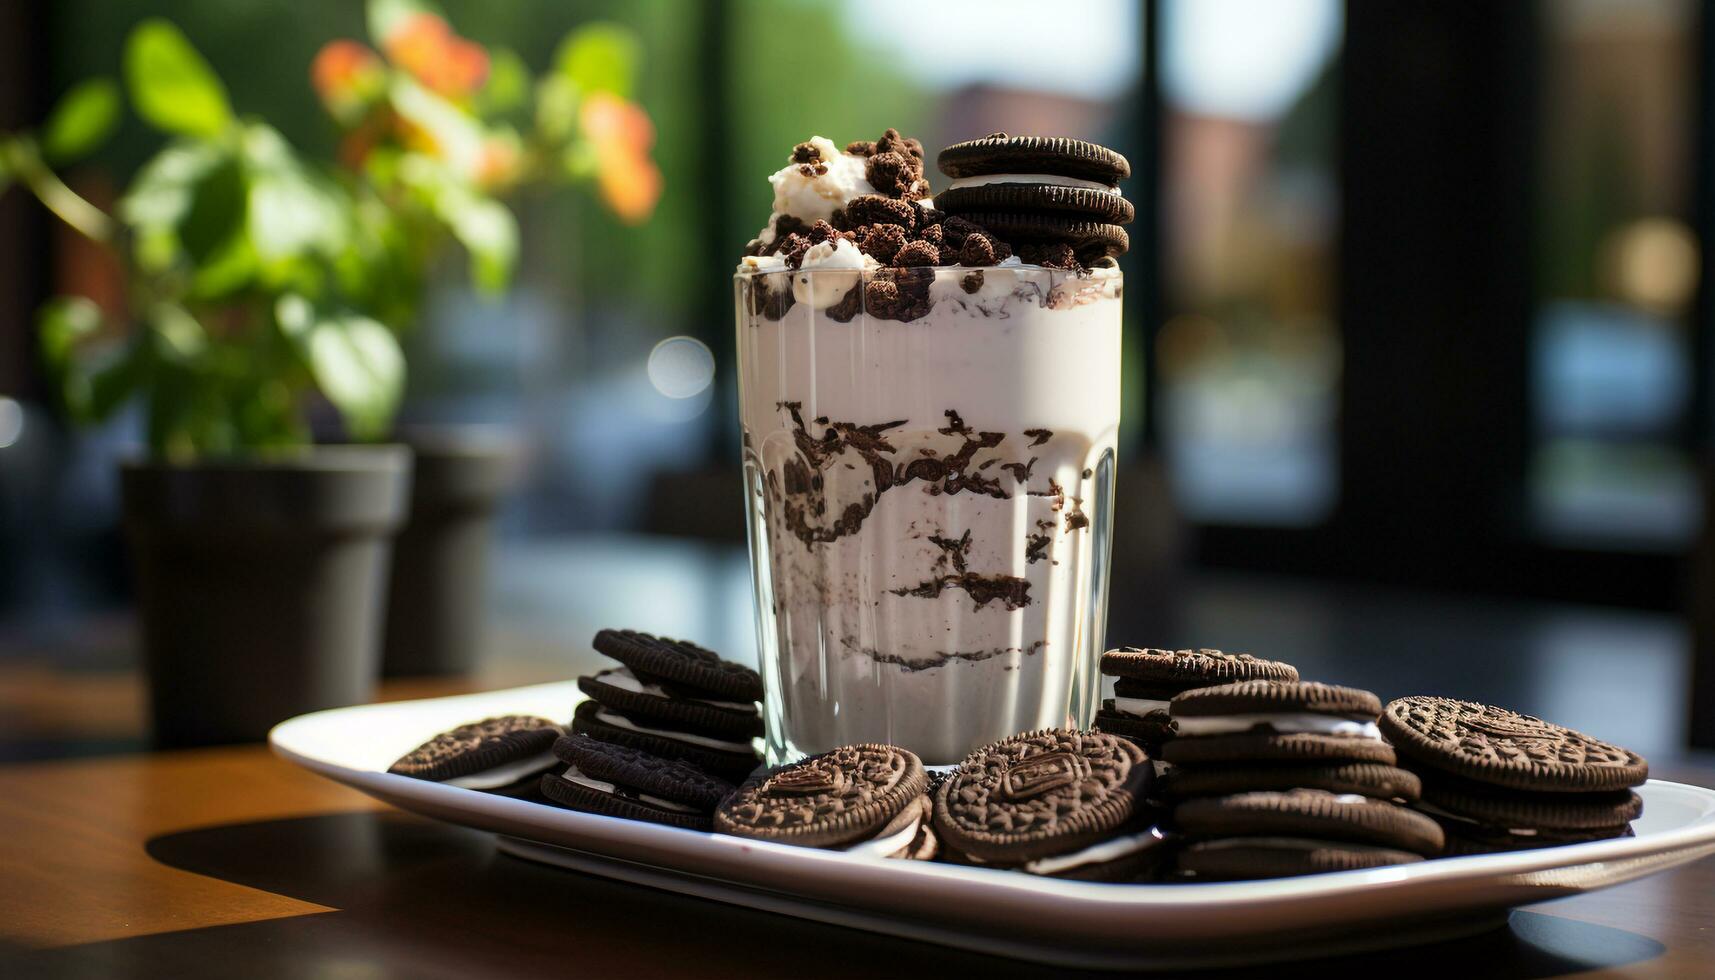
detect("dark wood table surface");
top-left (3, 535), bottom-right (1714, 977)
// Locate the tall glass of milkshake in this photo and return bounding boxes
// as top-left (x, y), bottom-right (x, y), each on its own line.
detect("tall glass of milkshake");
top-left (735, 131), bottom-right (1129, 765)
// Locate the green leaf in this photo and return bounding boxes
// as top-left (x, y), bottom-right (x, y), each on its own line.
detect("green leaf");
top-left (39, 296), bottom-right (142, 424)
top-left (277, 294), bottom-right (404, 440)
top-left (120, 141), bottom-right (224, 230)
top-left (41, 78), bottom-right (121, 164)
top-left (367, 0), bottom-right (440, 46)
top-left (389, 75), bottom-right (484, 174)
top-left (478, 47), bottom-right (530, 116)
top-left (36, 295), bottom-right (103, 370)
top-left (148, 301), bottom-right (208, 363)
top-left (534, 75), bottom-right (579, 145)
top-left (241, 126), bottom-right (349, 265)
top-left (555, 22), bottom-right (641, 99)
top-left (124, 19), bottom-right (233, 138)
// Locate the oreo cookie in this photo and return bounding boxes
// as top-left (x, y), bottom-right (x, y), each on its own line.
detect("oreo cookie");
top-left (1175, 790), bottom-right (1445, 856)
top-left (1162, 681), bottom-right (1396, 767)
top-left (573, 699), bottom-right (759, 782)
top-left (946, 212), bottom-right (1128, 262)
top-left (1178, 839), bottom-right (1424, 880)
top-left (387, 715), bottom-right (565, 796)
top-left (934, 183), bottom-right (1134, 225)
top-left (937, 134), bottom-right (1131, 184)
top-left (1381, 696), bottom-right (1649, 854)
top-left (714, 744), bottom-right (933, 858)
top-left (1097, 648), bottom-right (1300, 752)
top-left (1158, 762), bottom-right (1422, 803)
top-left (592, 629), bottom-right (764, 703)
top-left (932, 728), bottom-right (1162, 880)
top-left (1379, 696), bottom-right (1649, 793)
top-left (578, 667), bottom-right (763, 739)
top-left (540, 735), bottom-right (734, 830)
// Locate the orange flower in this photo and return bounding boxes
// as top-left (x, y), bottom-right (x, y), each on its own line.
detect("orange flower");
top-left (311, 40), bottom-right (384, 124)
top-left (580, 94), bottom-right (661, 224)
top-left (383, 12), bottom-right (489, 99)
top-left (475, 135), bottom-right (522, 189)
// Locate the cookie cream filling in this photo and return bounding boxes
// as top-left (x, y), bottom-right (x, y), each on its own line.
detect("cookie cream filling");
top-left (757, 136), bottom-right (875, 244)
top-left (1112, 696), bottom-right (1173, 717)
top-left (592, 707), bottom-right (756, 753)
top-left (1171, 713), bottom-right (1383, 740)
top-left (843, 812), bottom-right (922, 858)
top-left (1195, 836), bottom-right (1406, 854)
top-left (1022, 826), bottom-right (1165, 875)
top-left (443, 750), bottom-right (557, 789)
top-left (594, 667), bottom-right (756, 713)
top-left (944, 172), bottom-right (1118, 194)
top-left (560, 765), bottom-right (698, 813)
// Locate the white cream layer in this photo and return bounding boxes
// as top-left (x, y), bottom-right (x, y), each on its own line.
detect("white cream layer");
top-left (560, 765), bottom-right (698, 813)
top-left (1023, 827), bottom-right (1166, 875)
top-left (1171, 713), bottom-right (1383, 740)
top-left (1113, 696), bottom-right (1172, 716)
top-left (592, 707), bottom-right (755, 753)
top-left (444, 750), bottom-right (557, 789)
top-left (843, 813), bottom-right (922, 858)
top-left (944, 172), bottom-right (1118, 194)
top-left (595, 667), bottom-right (756, 713)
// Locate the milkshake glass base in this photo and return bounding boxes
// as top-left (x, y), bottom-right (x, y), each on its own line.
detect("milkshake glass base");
top-left (736, 265), bottom-right (1121, 766)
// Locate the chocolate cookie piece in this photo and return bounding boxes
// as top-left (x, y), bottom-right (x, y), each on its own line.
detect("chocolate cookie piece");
top-left (387, 715), bottom-right (565, 791)
top-left (1380, 696), bottom-right (1649, 793)
top-left (937, 134), bottom-right (1131, 184)
top-left (1158, 763), bottom-right (1423, 803)
top-left (715, 744), bottom-right (926, 849)
top-left (572, 699), bottom-right (759, 782)
top-left (1418, 774), bottom-right (1643, 831)
top-left (1161, 732), bottom-right (1398, 766)
top-left (1101, 648), bottom-right (1299, 686)
top-left (578, 667), bottom-right (763, 739)
top-left (933, 728), bottom-right (1151, 864)
top-left (950, 212), bottom-right (1129, 260)
top-left (540, 736), bottom-right (734, 830)
top-left (1175, 790), bottom-right (1445, 855)
top-left (1172, 680), bottom-right (1381, 720)
top-left (1096, 702), bottom-right (1175, 746)
top-left (592, 628), bottom-right (764, 703)
top-left (1439, 822), bottom-right (1633, 856)
top-left (935, 183), bottom-right (1135, 225)
top-left (1178, 838), bottom-right (1424, 880)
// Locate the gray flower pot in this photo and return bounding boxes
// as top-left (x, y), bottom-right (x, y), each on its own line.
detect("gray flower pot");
top-left (122, 446), bottom-right (411, 747)
top-left (382, 427), bottom-right (520, 677)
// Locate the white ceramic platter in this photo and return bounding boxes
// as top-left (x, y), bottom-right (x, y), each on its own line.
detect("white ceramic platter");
top-left (271, 681), bottom-right (1715, 970)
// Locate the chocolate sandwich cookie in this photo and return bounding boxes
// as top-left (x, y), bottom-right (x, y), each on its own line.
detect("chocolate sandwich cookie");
top-left (1096, 648), bottom-right (1299, 751)
top-left (573, 699), bottom-right (759, 782)
top-left (934, 184), bottom-right (1135, 225)
top-left (387, 715), bottom-right (565, 796)
top-left (540, 735), bottom-right (735, 830)
top-left (937, 134), bottom-right (1131, 185)
top-left (933, 728), bottom-right (1162, 880)
top-left (714, 744), bottom-right (932, 858)
top-left (948, 212), bottom-right (1128, 262)
top-left (592, 629), bottom-right (765, 704)
top-left (1162, 681), bottom-right (1397, 766)
top-left (578, 667), bottom-right (763, 739)
top-left (1175, 790), bottom-right (1445, 856)
top-left (1178, 839), bottom-right (1425, 880)
top-left (1158, 762), bottom-right (1423, 803)
top-left (1379, 696), bottom-right (1649, 793)
top-left (935, 134), bottom-right (1133, 262)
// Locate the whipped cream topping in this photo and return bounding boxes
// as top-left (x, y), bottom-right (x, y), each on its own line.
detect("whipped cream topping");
top-left (560, 765), bottom-right (698, 813)
top-left (595, 667), bottom-right (756, 713)
top-left (1112, 695), bottom-right (1173, 717)
top-left (443, 749), bottom-right (557, 790)
top-left (1171, 713), bottom-right (1384, 740)
top-left (843, 812), bottom-right (922, 858)
top-left (592, 707), bottom-right (756, 753)
top-left (944, 172), bottom-right (1118, 194)
top-left (757, 136), bottom-right (875, 245)
top-left (791, 238), bottom-right (879, 309)
top-left (1022, 827), bottom-right (1165, 875)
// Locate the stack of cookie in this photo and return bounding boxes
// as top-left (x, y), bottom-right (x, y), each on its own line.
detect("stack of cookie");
top-left (1380, 696), bottom-right (1649, 855)
top-left (1161, 681), bottom-right (1444, 878)
top-left (387, 715), bottom-right (566, 799)
top-left (1096, 648), bottom-right (1299, 760)
top-left (935, 134), bottom-right (1133, 267)
top-left (570, 629), bottom-right (763, 783)
top-left (931, 728), bottom-right (1164, 880)
top-left (715, 744), bottom-right (937, 860)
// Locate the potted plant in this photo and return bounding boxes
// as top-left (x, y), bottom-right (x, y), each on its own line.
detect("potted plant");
top-left (306, 2), bottom-right (661, 676)
top-left (0, 19), bottom-right (416, 745)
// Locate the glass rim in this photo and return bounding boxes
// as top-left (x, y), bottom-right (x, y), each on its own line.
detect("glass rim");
top-left (731, 262), bottom-right (1123, 281)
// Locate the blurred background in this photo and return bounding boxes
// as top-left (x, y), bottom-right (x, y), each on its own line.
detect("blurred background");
top-left (4, 0), bottom-right (1715, 764)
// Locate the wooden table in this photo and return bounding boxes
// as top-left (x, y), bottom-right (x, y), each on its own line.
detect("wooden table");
top-left (0, 744), bottom-right (1711, 979)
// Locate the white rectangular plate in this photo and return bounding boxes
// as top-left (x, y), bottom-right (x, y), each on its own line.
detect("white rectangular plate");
top-left (271, 681), bottom-right (1715, 970)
